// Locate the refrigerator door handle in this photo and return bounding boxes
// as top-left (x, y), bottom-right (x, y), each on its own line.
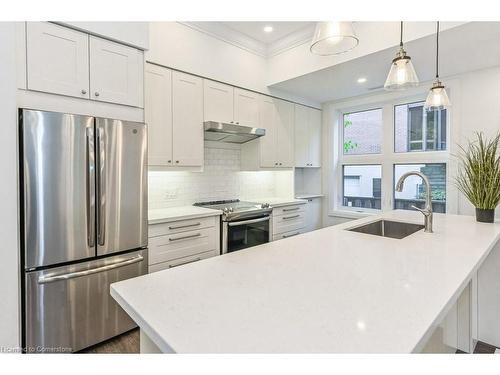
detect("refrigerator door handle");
top-left (97, 127), bottom-right (106, 247)
top-left (37, 255), bottom-right (144, 284)
top-left (86, 127), bottom-right (95, 247)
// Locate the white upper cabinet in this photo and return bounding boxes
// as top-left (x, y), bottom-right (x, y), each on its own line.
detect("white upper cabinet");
top-left (172, 71), bottom-right (204, 167)
top-left (203, 79), bottom-right (260, 127)
top-left (27, 22), bottom-right (90, 99)
top-left (258, 96), bottom-right (277, 168)
top-left (241, 96), bottom-right (295, 170)
top-left (203, 79), bottom-right (233, 123)
top-left (308, 108), bottom-right (322, 167)
top-left (294, 104), bottom-right (322, 167)
top-left (145, 64), bottom-right (173, 166)
top-left (25, 22), bottom-right (144, 107)
top-left (275, 99), bottom-right (295, 168)
top-left (234, 88), bottom-right (260, 127)
top-left (89, 37), bottom-right (144, 107)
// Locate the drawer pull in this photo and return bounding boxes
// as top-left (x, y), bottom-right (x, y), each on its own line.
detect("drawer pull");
top-left (168, 222), bottom-right (201, 230)
top-left (169, 233), bottom-right (202, 242)
top-left (283, 207), bottom-right (300, 212)
top-left (168, 257), bottom-right (201, 268)
top-left (283, 232), bottom-right (300, 238)
top-left (283, 214), bottom-right (300, 220)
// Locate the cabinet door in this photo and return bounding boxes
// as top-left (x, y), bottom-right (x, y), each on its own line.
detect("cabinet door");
top-left (145, 64), bottom-right (173, 166)
top-left (306, 198), bottom-right (322, 232)
top-left (203, 79), bottom-right (234, 123)
top-left (275, 99), bottom-right (295, 168)
top-left (308, 108), bottom-right (322, 167)
top-left (26, 22), bottom-right (89, 99)
top-left (172, 71), bottom-right (204, 167)
top-left (234, 88), bottom-right (260, 127)
top-left (89, 36), bottom-right (144, 107)
top-left (294, 104), bottom-right (309, 167)
top-left (258, 96), bottom-right (277, 168)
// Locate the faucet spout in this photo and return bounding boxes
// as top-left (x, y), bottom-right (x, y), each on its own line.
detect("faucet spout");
top-left (395, 171), bottom-right (433, 233)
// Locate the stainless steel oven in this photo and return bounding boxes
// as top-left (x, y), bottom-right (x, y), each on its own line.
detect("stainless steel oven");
top-left (222, 214), bottom-right (271, 254)
top-left (193, 200), bottom-right (273, 255)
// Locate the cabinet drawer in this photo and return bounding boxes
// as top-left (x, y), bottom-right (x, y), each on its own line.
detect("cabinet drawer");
top-left (273, 211), bottom-right (306, 235)
top-left (149, 250), bottom-right (217, 273)
top-left (273, 229), bottom-right (304, 241)
top-left (149, 227), bottom-right (218, 265)
top-left (149, 216), bottom-right (217, 238)
top-left (272, 204), bottom-right (306, 217)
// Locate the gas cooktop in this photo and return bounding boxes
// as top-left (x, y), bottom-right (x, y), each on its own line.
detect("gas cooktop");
top-left (193, 199), bottom-right (272, 222)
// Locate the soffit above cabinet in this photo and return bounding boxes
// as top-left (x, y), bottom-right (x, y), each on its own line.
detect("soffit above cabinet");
top-left (56, 22), bottom-right (149, 50)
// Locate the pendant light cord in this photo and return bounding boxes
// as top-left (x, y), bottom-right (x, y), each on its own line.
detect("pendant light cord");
top-left (435, 21), bottom-right (440, 79)
top-left (400, 21), bottom-right (403, 47)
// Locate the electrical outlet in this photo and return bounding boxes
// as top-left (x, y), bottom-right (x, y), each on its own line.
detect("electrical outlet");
top-left (164, 189), bottom-right (177, 200)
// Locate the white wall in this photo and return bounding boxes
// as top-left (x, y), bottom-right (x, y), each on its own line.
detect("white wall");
top-left (149, 142), bottom-right (294, 209)
top-left (146, 22), bottom-right (321, 108)
top-left (321, 65), bottom-right (500, 227)
top-left (0, 22), bottom-right (21, 350)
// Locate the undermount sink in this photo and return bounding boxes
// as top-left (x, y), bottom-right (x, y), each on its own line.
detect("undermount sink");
top-left (347, 219), bottom-right (425, 239)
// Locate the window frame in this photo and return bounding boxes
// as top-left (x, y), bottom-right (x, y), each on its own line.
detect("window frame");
top-left (331, 88), bottom-right (458, 217)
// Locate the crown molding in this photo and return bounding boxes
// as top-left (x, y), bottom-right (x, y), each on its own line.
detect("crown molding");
top-left (180, 22), bottom-right (316, 58)
top-left (266, 24), bottom-right (316, 57)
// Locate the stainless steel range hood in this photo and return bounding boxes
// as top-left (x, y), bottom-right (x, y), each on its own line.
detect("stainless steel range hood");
top-left (204, 121), bottom-right (265, 144)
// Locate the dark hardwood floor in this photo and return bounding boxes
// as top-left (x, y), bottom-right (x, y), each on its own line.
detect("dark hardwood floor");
top-left (80, 328), bottom-right (499, 354)
top-left (79, 328), bottom-right (139, 354)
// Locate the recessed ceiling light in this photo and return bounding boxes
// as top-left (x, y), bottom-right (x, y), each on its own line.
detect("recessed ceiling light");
top-left (357, 77), bottom-right (367, 83)
top-left (263, 26), bottom-right (273, 33)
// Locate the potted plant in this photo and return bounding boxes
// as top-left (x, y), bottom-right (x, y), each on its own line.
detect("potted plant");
top-left (455, 132), bottom-right (500, 223)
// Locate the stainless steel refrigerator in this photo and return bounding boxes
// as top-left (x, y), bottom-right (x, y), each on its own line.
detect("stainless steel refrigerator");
top-left (20, 109), bottom-right (148, 353)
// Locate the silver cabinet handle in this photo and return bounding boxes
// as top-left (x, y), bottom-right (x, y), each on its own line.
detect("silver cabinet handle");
top-left (81, 89), bottom-right (87, 95)
top-left (283, 214), bottom-right (300, 220)
top-left (86, 127), bottom-right (95, 247)
top-left (168, 257), bottom-right (201, 268)
top-left (283, 232), bottom-right (300, 238)
top-left (38, 255), bottom-right (144, 284)
top-left (228, 216), bottom-right (270, 227)
top-left (97, 127), bottom-right (106, 246)
top-left (168, 222), bottom-right (201, 230)
top-left (283, 207), bottom-right (300, 212)
top-left (94, 92), bottom-right (100, 97)
top-left (169, 233), bottom-right (201, 242)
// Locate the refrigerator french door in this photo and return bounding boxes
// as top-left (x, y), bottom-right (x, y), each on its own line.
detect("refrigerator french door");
top-left (20, 109), bottom-right (148, 353)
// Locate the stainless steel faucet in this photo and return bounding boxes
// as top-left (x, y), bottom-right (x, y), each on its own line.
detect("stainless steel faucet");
top-left (395, 171), bottom-right (433, 233)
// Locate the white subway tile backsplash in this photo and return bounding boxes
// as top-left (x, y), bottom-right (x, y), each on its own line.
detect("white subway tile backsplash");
top-left (148, 144), bottom-right (293, 209)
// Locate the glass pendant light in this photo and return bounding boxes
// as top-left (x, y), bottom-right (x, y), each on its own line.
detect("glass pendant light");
top-left (384, 22), bottom-right (419, 90)
top-left (310, 22), bottom-right (359, 56)
top-left (425, 21), bottom-right (451, 110)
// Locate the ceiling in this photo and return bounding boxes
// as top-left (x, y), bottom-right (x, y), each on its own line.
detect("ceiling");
top-left (269, 22), bottom-right (500, 103)
top-left (221, 22), bottom-right (314, 44)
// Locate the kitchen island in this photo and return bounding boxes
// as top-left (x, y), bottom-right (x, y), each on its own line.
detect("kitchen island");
top-left (111, 210), bottom-right (500, 353)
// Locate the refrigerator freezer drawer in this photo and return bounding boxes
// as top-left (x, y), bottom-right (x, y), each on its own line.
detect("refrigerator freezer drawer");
top-left (25, 249), bottom-right (148, 353)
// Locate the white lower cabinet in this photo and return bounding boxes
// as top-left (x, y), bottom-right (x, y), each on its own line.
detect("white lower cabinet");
top-left (148, 216), bottom-right (220, 272)
top-left (271, 203), bottom-right (307, 241)
top-left (305, 197), bottom-right (322, 232)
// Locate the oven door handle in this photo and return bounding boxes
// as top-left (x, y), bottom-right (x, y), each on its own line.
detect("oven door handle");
top-left (228, 216), bottom-right (270, 227)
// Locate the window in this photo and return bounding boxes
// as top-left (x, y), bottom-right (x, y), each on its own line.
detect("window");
top-left (395, 101), bottom-right (447, 153)
top-left (394, 163), bottom-right (447, 213)
top-left (343, 108), bottom-right (382, 155)
top-left (334, 94), bottom-right (452, 216)
top-left (343, 165), bottom-right (382, 209)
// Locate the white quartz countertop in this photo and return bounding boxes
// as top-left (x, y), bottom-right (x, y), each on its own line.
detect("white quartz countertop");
top-left (112, 210), bottom-right (500, 353)
top-left (250, 197), bottom-right (307, 207)
top-left (148, 206), bottom-right (221, 225)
